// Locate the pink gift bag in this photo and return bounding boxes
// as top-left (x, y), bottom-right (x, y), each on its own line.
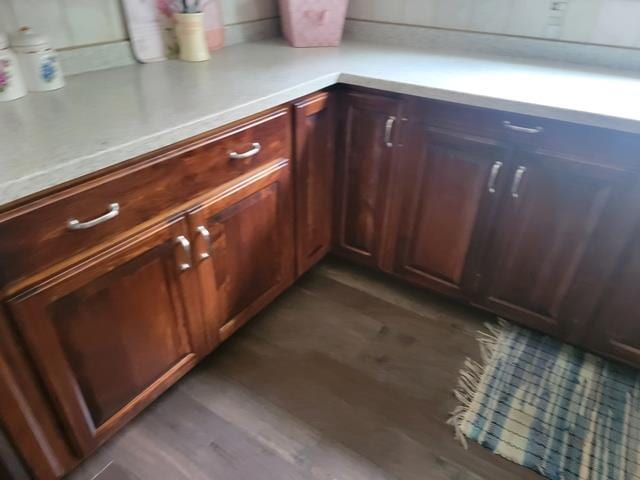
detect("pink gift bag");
top-left (279, 0), bottom-right (349, 47)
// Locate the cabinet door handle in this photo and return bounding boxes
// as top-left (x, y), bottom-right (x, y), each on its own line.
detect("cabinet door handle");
top-left (511, 166), bottom-right (527, 198)
top-left (503, 121), bottom-right (543, 135)
top-left (384, 116), bottom-right (396, 147)
top-left (229, 142), bottom-right (261, 160)
top-left (196, 225), bottom-right (211, 261)
top-left (487, 161), bottom-right (503, 194)
top-left (67, 203), bottom-right (120, 230)
top-left (175, 235), bottom-right (192, 272)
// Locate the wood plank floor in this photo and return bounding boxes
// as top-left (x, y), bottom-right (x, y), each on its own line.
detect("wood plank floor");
top-left (67, 258), bottom-right (542, 480)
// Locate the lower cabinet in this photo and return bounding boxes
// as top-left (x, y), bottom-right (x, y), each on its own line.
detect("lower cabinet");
top-left (188, 160), bottom-right (295, 343)
top-left (585, 229), bottom-right (640, 365)
top-left (333, 90), bottom-right (404, 268)
top-left (337, 90), bottom-right (640, 346)
top-left (387, 124), bottom-right (511, 298)
top-left (5, 217), bottom-right (207, 456)
top-left (293, 92), bottom-right (336, 276)
top-left (474, 149), bottom-right (630, 336)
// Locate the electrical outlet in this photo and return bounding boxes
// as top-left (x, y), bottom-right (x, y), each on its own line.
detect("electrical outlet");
top-left (545, 0), bottom-right (569, 38)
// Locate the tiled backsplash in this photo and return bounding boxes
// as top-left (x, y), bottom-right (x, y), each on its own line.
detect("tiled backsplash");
top-left (347, 0), bottom-right (640, 49)
top-left (0, 0), bottom-right (278, 50)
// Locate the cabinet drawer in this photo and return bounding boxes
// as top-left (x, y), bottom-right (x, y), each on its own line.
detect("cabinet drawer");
top-left (0, 107), bottom-right (291, 289)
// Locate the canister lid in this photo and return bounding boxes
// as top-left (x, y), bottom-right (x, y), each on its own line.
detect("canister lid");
top-left (10, 27), bottom-right (49, 50)
top-left (0, 33), bottom-right (8, 50)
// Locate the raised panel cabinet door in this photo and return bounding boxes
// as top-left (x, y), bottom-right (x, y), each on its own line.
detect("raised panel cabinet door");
top-left (477, 151), bottom-right (629, 336)
top-left (388, 125), bottom-right (511, 298)
top-left (585, 229), bottom-right (640, 366)
top-left (5, 217), bottom-right (206, 456)
top-left (189, 160), bottom-right (295, 344)
top-left (293, 92), bottom-right (336, 276)
top-left (333, 90), bottom-right (403, 267)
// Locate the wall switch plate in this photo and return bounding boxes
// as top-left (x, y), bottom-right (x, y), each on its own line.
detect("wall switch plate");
top-left (545, 0), bottom-right (569, 38)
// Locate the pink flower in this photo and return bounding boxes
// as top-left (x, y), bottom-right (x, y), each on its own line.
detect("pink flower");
top-left (156, 0), bottom-right (173, 18)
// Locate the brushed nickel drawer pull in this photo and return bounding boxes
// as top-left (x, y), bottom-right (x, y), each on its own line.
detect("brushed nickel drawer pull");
top-left (67, 203), bottom-right (120, 230)
top-left (487, 161), bottom-right (503, 194)
top-left (503, 121), bottom-right (544, 135)
top-left (196, 225), bottom-right (211, 261)
top-left (511, 166), bottom-right (527, 198)
top-left (175, 235), bottom-right (192, 272)
top-left (229, 142), bottom-right (261, 160)
top-left (384, 116), bottom-right (396, 147)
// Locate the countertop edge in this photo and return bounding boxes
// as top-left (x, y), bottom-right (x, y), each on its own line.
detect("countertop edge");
top-left (4, 63), bottom-right (640, 208)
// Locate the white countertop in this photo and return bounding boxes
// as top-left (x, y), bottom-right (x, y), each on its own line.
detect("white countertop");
top-left (3, 38), bottom-right (640, 207)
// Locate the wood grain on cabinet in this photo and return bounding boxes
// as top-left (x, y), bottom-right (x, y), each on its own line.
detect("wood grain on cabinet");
top-left (0, 306), bottom-right (79, 480)
top-left (293, 92), bottom-right (336, 276)
top-left (0, 424), bottom-right (29, 480)
top-left (333, 90), bottom-right (404, 268)
top-left (387, 124), bottom-right (512, 298)
top-left (585, 227), bottom-right (640, 365)
top-left (475, 150), bottom-right (630, 336)
top-left (188, 160), bottom-right (295, 344)
top-left (5, 217), bottom-right (206, 456)
top-left (0, 107), bottom-right (291, 292)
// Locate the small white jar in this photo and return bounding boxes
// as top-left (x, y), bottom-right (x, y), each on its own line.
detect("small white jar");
top-left (174, 13), bottom-right (210, 62)
top-left (0, 33), bottom-right (27, 102)
top-left (10, 27), bottom-right (64, 92)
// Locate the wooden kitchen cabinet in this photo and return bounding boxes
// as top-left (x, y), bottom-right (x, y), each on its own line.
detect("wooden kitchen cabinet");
top-left (333, 90), bottom-right (405, 268)
top-left (584, 227), bottom-right (640, 365)
top-left (474, 149), bottom-right (630, 336)
top-left (188, 159), bottom-right (295, 343)
top-left (387, 123), bottom-right (512, 299)
top-left (293, 92), bottom-right (336, 276)
top-left (4, 216), bottom-right (207, 457)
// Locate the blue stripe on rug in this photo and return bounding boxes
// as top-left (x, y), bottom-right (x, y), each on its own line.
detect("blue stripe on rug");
top-left (449, 320), bottom-right (640, 480)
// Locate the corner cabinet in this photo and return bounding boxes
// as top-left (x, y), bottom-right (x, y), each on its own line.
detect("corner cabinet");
top-left (188, 160), bottom-right (295, 343)
top-left (293, 92), bottom-right (336, 276)
top-left (333, 90), bottom-right (405, 268)
top-left (5, 217), bottom-right (207, 456)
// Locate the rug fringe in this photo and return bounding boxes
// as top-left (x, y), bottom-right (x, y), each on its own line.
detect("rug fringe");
top-left (447, 319), bottom-right (508, 449)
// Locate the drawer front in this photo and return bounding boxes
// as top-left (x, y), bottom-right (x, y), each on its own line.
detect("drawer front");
top-left (0, 107), bottom-right (291, 288)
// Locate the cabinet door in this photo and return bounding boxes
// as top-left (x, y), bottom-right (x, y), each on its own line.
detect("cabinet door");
top-left (293, 92), bottom-right (335, 276)
top-left (5, 217), bottom-right (206, 456)
top-left (477, 151), bottom-right (628, 336)
top-left (388, 125), bottom-right (511, 298)
top-left (189, 160), bottom-right (295, 343)
top-left (333, 90), bottom-right (403, 267)
top-left (585, 229), bottom-right (640, 366)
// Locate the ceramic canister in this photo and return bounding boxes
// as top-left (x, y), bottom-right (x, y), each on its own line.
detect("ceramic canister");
top-left (0, 33), bottom-right (27, 102)
top-left (10, 27), bottom-right (64, 92)
top-left (174, 13), bottom-right (210, 62)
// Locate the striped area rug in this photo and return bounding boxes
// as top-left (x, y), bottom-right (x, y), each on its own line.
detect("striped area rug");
top-left (448, 321), bottom-right (640, 480)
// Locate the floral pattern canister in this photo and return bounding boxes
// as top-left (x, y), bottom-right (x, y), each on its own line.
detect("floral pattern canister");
top-left (10, 27), bottom-right (64, 92)
top-left (40, 56), bottom-right (58, 83)
top-left (0, 33), bottom-right (27, 102)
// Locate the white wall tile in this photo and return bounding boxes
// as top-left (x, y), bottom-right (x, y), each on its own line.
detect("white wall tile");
top-left (61, 0), bottom-right (127, 46)
top-left (561, 0), bottom-right (601, 42)
top-left (590, 0), bottom-right (640, 47)
top-left (433, 0), bottom-right (473, 30)
top-left (504, 0), bottom-right (549, 38)
top-left (221, 0), bottom-right (278, 25)
top-left (0, 0), bottom-right (17, 34)
top-left (469, 0), bottom-right (513, 34)
top-left (9, 0), bottom-right (72, 48)
top-left (403, 0), bottom-right (436, 26)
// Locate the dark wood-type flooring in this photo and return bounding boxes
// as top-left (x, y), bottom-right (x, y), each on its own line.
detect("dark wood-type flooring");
top-left (67, 258), bottom-right (541, 480)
